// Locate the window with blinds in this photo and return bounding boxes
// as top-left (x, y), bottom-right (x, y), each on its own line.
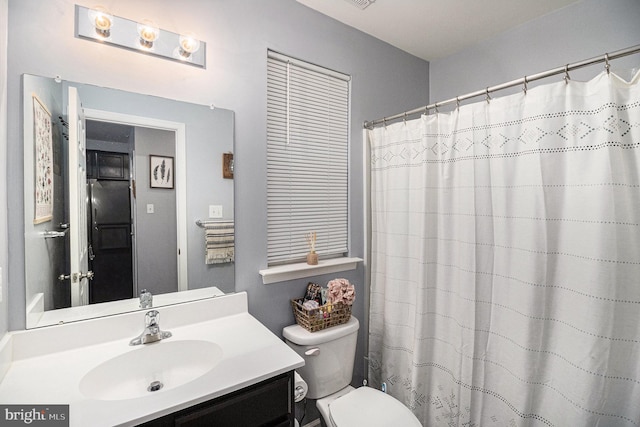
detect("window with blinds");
top-left (266, 51), bottom-right (350, 265)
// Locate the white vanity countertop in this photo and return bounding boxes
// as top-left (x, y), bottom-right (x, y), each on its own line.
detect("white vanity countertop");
top-left (0, 292), bottom-right (304, 426)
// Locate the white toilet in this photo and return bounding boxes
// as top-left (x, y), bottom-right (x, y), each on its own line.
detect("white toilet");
top-left (283, 316), bottom-right (422, 427)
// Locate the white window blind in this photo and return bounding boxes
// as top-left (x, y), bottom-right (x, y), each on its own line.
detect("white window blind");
top-left (266, 51), bottom-right (350, 265)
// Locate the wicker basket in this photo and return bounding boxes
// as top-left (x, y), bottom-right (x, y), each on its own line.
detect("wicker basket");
top-left (291, 298), bottom-right (352, 332)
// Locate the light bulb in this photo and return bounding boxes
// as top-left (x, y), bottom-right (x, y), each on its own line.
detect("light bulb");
top-left (137, 20), bottom-right (159, 49)
top-left (88, 6), bottom-right (113, 38)
top-left (178, 33), bottom-right (200, 58)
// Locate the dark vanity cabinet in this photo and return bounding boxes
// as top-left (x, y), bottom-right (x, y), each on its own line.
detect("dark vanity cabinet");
top-left (138, 372), bottom-right (295, 427)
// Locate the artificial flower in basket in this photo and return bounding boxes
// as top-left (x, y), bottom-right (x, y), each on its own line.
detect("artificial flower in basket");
top-left (327, 278), bottom-right (355, 306)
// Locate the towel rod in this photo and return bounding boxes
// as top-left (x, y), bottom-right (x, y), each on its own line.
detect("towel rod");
top-left (195, 219), bottom-right (233, 228)
top-left (41, 229), bottom-right (68, 238)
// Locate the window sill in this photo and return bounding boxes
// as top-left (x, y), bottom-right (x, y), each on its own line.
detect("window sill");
top-left (259, 257), bottom-right (363, 285)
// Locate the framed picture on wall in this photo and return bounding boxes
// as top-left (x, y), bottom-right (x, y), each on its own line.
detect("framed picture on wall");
top-left (149, 155), bottom-right (174, 189)
top-left (33, 94), bottom-right (53, 224)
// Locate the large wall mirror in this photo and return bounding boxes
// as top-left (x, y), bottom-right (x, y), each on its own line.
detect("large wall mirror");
top-left (23, 74), bottom-right (235, 328)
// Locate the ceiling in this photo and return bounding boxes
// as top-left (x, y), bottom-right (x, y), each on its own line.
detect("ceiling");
top-left (296, 0), bottom-right (581, 61)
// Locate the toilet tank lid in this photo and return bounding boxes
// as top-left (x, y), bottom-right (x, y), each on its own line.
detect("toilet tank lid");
top-left (283, 316), bottom-right (359, 345)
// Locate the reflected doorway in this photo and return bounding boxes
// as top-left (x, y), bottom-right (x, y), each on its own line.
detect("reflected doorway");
top-left (78, 120), bottom-right (179, 305)
top-left (86, 149), bottom-right (134, 304)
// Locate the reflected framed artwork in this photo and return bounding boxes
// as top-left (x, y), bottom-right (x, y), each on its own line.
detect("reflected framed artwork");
top-left (149, 155), bottom-right (174, 189)
top-left (33, 94), bottom-right (53, 224)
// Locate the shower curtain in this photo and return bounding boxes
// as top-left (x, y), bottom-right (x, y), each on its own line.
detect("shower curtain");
top-left (367, 70), bottom-right (640, 426)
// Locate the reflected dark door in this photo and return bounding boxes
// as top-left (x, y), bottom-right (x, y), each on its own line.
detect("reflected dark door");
top-left (87, 151), bottom-right (134, 304)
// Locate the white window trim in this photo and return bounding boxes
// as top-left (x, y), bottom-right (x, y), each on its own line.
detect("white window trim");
top-left (259, 257), bottom-right (363, 285)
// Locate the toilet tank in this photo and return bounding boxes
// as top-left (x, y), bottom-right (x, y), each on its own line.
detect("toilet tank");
top-left (283, 317), bottom-right (359, 399)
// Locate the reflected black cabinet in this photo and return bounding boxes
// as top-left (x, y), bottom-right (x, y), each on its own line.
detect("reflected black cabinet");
top-left (138, 372), bottom-right (294, 427)
top-left (87, 151), bottom-right (130, 180)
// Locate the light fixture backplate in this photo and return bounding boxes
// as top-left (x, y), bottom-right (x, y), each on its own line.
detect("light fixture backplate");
top-left (75, 5), bottom-right (206, 68)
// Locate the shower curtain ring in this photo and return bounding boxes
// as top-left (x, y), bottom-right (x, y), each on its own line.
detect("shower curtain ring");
top-left (564, 64), bottom-right (571, 84)
top-left (485, 87), bottom-right (491, 103)
top-left (604, 53), bottom-right (611, 74)
top-left (523, 76), bottom-right (528, 94)
top-left (456, 97), bottom-right (460, 109)
top-left (403, 112), bottom-right (407, 124)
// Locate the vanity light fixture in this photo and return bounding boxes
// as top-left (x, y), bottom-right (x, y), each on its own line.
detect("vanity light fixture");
top-left (87, 5), bottom-right (113, 38)
top-left (178, 33), bottom-right (201, 59)
top-left (137, 20), bottom-right (160, 49)
top-left (75, 5), bottom-right (206, 68)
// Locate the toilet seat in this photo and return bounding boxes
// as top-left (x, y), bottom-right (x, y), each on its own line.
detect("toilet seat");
top-left (329, 387), bottom-right (422, 427)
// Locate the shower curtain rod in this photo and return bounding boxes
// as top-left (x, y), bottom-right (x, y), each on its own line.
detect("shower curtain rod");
top-left (363, 43), bottom-right (640, 129)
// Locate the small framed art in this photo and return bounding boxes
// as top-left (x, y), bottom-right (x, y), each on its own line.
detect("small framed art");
top-left (149, 155), bottom-right (174, 189)
top-left (33, 94), bottom-right (53, 224)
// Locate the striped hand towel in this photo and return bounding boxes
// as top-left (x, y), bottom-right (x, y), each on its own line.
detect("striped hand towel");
top-left (204, 221), bottom-right (235, 264)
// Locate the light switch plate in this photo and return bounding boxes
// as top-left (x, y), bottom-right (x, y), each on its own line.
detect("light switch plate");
top-left (209, 205), bottom-right (223, 218)
top-left (147, 204), bottom-right (155, 214)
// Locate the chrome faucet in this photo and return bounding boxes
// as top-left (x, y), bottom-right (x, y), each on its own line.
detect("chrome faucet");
top-left (139, 289), bottom-right (153, 309)
top-left (129, 310), bottom-right (172, 346)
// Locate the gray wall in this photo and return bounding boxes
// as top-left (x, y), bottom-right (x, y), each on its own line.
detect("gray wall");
top-left (430, 0), bottom-right (640, 106)
top-left (0, 0), bottom-right (8, 337)
top-left (22, 75), bottom-right (66, 312)
top-left (6, 0), bottom-right (430, 387)
top-left (134, 127), bottom-right (178, 296)
top-left (184, 109), bottom-right (235, 293)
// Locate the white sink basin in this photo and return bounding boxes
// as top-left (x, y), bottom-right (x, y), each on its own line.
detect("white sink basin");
top-left (79, 340), bottom-right (223, 401)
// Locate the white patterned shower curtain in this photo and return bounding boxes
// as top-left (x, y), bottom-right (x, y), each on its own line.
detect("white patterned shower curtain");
top-left (367, 70), bottom-right (640, 426)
